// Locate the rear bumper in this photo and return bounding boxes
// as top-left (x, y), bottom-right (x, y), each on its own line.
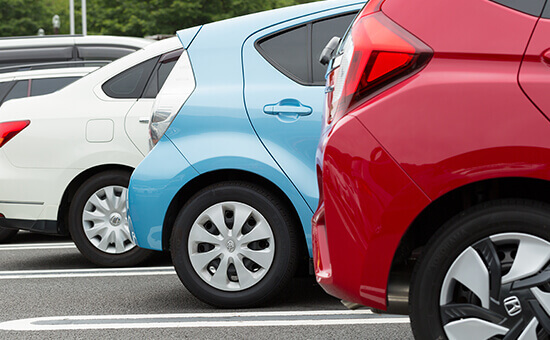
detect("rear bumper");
top-left (313, 115), bottom-right (430, 310)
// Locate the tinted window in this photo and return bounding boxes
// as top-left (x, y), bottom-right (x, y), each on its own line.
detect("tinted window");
top-left (258, 25), bottom-right (309, 84)
top-left (312, 14), bottom-right (357, 84)
top-left (3, 80), bottom-right (29, 102)
top-left (143, 57), bottom-right (179, 99)
top-left (0, 46), bottom-right (73, 68)
top-left (30, 77), bottom-right (80, 96)
top-left (77, 46), bottom-right (137, 61)
top-left (492, 0), bottom-right (545, 16)
top-left (0, 81), bottom-right (13, 103)
top-left (102, 57), bottom-right (158, 99)
top-left (256, 12), bottom-right (357, 86)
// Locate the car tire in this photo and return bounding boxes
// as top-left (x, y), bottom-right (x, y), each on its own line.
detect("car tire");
top-left (410, 199), bottom-right (550, 340)
top-left (68, 170), bottom-right (154, 267)
top-left (0, 227), bottom-right (18, 243)
top-left (171, 181), bottom-right (299, 308)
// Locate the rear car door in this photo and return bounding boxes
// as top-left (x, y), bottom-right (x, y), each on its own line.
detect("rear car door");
top-left (242, 6), bottom-right (359, 211)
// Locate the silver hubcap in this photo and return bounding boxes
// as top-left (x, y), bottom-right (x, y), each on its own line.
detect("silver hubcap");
top-left (440, 233), bottom-right (550, 339)
top-left (82, 185), bottom-right (135, 254)
top-left (188, 202), bottom-right (275, 291)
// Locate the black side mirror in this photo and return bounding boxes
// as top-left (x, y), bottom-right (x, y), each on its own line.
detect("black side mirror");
top-left (319, 36), bottom-right (341, 66)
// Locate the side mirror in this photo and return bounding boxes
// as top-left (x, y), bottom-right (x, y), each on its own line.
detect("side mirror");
top-left (319, 36), bottom-right (341, 66)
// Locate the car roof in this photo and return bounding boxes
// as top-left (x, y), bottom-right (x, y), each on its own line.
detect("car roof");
top-left (0, 35), bottom-right (152, 49)
top-left (0, 67), bottom-right (98, 82)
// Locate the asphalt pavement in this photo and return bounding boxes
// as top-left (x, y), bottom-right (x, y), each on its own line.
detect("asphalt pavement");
top-left (0, 231), bottom-right (413, 339)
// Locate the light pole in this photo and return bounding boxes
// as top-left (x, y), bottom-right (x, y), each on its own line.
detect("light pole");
top-left (69, 0), bottom-right (75, 35)
top-left (82, 0), bottom-right (87, 36)
top-left (52, 15), bottom-right (60, 35)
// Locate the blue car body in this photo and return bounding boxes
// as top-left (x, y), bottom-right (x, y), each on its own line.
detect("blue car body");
top-left (128, 0), bottom-right (365, 256)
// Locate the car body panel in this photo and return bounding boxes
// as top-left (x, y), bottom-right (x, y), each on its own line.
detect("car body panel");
top-left (313, 0), bottom-right (550, 310)
top-left (242, 4), bottom-right (363, 212)
top-left (129, 0), bottom-right (366, 255)
top-left (0, 37), bottom-right (182, 227)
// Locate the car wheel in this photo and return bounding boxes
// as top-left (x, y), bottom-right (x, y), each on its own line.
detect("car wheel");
top-left (68, 171), bottom-right (154, 267)
top-left (410, 199), bottom-right (550, 340)
top-left (171, 181), bottom-right (299, 308)
top-left (0, 227), bottom-right (18, 243)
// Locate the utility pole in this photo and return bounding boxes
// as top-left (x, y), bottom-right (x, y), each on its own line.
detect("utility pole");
top-left (69, 0), bottom-right (75, 35)
top-left (82, 0), bottom-right (87, 36)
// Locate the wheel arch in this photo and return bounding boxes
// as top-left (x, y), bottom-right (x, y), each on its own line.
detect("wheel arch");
top-left (161, 169), bottom-right (310, 273)
top-left (386, 176), bottom-right (550, 314)
top-left (57, 164), bottom-right (134, 235)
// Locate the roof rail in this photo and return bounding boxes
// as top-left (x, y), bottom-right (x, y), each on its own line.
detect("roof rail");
top-left (0, 60), bottom-right (110, 74)
top-left (0, 35), bottom-right (84, 41)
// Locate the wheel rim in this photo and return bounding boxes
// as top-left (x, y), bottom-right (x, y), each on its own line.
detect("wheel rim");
top-left (82, 185), bottom-right (135, 254)
top-left (440, 232), bottom-right (550, 339)
top-left (187, 201), bottom-right (275, 292)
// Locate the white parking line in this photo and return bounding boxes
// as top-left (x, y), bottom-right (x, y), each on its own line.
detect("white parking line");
top-left (0, 243), bottom-right (76, 251)
top-left (0, 266), bottom-right (176, 279)
top-left (0, 310), bottom-right (410, 331)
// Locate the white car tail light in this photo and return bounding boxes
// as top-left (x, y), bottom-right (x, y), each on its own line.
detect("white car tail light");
top-left (149, 50), bottom-right (195, 149)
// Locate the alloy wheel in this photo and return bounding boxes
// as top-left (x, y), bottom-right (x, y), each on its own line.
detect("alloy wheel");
top-left (440, 232), bottom-right (550, 339)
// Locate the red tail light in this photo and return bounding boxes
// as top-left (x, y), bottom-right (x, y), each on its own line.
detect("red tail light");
top-left (326, 9), bottom-right (432, 124)
top-left (0, 120), bottom-right (30, 148)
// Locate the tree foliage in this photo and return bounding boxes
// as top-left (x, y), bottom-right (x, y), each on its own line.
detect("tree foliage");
top-left (0, 0), bottom-right (320, 37)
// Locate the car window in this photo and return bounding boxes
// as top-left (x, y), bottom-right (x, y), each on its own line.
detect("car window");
top-left (77, 46), bottom-right (138, 61)
top-left (3, 80), bottom-right (29, 103)
top-left (257, 25), bottom-right (309, 84)
top-left (102, 57), bottom-right (159, 99)
top-left (142, 50), bottom-right (182, 99)
top-left (30, 77), bottom-right (80, 96)
top-left (256, 12), bottom-right (358, 86)
top-left (312, 13), bottom-right (357, 84)
top-left (0, 47), bottom-right (74, 68)
top-left (0, 81), bottom-right (13, 103)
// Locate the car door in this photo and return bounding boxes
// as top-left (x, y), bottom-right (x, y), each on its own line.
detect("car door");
top-left (123, 49), bottom-right (182, 156)
top-left (519, 6), bottom-right (550, 119)
top-left (242, 8), bottom-right (359, 211)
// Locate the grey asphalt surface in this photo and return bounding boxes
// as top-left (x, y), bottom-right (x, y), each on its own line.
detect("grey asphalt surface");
top-left (0, 231), bottom-right (414, 339)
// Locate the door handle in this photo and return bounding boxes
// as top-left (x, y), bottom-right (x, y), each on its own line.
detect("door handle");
top-left (263, 99), bottom-right (313, 116)
top-left (139, 117), bottom-right (150, 124)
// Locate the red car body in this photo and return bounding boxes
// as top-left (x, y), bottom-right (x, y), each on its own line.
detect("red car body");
top-left (314, 0), bottom-right (550, 314)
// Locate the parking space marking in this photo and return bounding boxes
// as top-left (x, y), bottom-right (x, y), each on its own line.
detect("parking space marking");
top-left (0, 266), bottom-right (176, 279)
top-left (0, 310), bottom-right (410, 331)
top-left (0, 243), bottom-right (76, 251)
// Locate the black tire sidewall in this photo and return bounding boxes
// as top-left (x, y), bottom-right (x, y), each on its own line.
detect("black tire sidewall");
top-left (410, 200), bottom-right (550, 339)
top-left (68, 170), bottom-right (153, 267)
top-left (171, 182), bottom-right (298, 308)
top-left (0, 227), bottom-right (18, 243)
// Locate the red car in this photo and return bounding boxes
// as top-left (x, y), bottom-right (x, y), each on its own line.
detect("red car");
top-left (314, 0), bottom-right (550, 338)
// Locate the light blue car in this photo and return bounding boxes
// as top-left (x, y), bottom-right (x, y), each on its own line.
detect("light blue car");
top-left (128, 0), bottom-right (365, 308)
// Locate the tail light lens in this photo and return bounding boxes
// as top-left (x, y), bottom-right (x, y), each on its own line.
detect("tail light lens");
top-left (149, 50), bottom-right (195, 149)
top-left (0, 120), bottom-right (30, 148)
top-left (326, 8), bottom-right (432, 124)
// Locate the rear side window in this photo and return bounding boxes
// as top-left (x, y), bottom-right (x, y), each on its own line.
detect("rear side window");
top-left (30, 77), bottom-right (80, 96)
top-left (77, 46), bottom-right (138, 61)
top-left (0, 81), bottom-right (12, 103)
top-left (491, 0), bottom-right (545, 16)
top-left (102, 57), bottom-right (159, 99)
top-left (3, 80), bottom-right (29, 102)
top-left (256, 12), bottom-right (357, 86)
top-left (143, 49), bottom-right (183, 99)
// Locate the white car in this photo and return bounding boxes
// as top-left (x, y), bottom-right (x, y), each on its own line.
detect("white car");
top-left (0, 64), bottom-right (101, 107)
top-left (0, 37), bottom-right (184, 266)
top-left (0, 35), bottom-right (152, 70)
